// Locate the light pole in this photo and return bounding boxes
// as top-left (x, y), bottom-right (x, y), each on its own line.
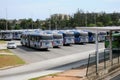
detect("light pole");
top-left (6, 8), bottom-right (8, 30)
top-left (49, 20), bottom-right (51, 30)
top-left (55, 21), bottom-right (57, 30)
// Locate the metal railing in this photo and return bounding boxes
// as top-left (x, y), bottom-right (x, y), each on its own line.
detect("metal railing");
top-left (86, 48), bottom-right (120, 77)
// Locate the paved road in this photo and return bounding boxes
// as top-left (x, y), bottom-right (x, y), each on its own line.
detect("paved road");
top-left (111, 74), bottom-right (120, 80)
top-left (0, 48), bottom-right (104, 80)
top-left (10, 41), bottom-right (104, 63)
top-left (0, 41), bottom-right (105, 80)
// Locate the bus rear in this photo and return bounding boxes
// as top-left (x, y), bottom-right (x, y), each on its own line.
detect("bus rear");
top-left (52, 34), bottom-right (63, 47)
top-left (63, 32), bottom-right (74, 45)
top-left (39, 34), bottom-right (53, 49)
top-left (88, 32), bottom-right (95, 43)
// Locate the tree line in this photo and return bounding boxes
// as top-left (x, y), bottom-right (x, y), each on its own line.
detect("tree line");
top-left (0, 10), bottom-right (120, 30)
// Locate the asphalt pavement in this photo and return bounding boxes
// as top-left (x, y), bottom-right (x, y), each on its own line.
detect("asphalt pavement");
top-left (10, 41), bottom-right (104, 63)
top-left (0, 41), bottom-right (105, 80)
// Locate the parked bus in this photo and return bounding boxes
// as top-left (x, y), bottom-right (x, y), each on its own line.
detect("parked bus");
top-left (69, 30), bottom-right (87, 44)
top-left (52, 33), bottom-right (63, 47)
top-left (44, 30), bottom-right (63, 47)
top-left (105, 33), bottom-right (120, 49)
top-left (0, 30), bottom-right (13, 40)
top-left (78, 30), bottom-right (88, 43)
top-left (12, 30), bottom-right (23, 40)
top-left (98, 32), bottom-right (106, 42)
top-left (21, 32), bottom-right (30, 47)
top-left (21, 32), bottom-right (53, 50)
top-left (87, 31), bottom-right (95, 43)
top-left (58, 30), bottom-right (74, 45)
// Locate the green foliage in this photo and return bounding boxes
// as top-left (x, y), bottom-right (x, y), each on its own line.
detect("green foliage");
top-left (88, 23), bottom-right (96, 27)
top-left (96, 22), bottom-right (103, 27)
top-left (0, 10), bottom-right (120, 30)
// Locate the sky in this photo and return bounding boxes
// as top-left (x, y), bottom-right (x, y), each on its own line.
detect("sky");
top-left (0, 0), bottom-right (120, 20)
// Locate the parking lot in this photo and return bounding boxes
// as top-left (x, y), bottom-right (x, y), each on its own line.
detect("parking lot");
top-left (8, 41), bottom-right (104, 63)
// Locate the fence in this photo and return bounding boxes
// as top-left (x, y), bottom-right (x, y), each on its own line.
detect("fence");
top-left (86, 48), bottom-right (120, 77)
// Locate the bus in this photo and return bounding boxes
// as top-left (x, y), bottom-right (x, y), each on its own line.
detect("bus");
top-left (78, 30), bottom-right (88, 43)
top-left (58, 30), bottom-right (74, 45)
top-left (21, 32), bottom-right (53, 50)
top-left (87, 31), bottom-right (95, 43)
top-left (12, 30), bottom-right (23, 40)
top-left (98, 32), bottom-right (106, 42)
top-left (0, 30), bottom-right (13, 40)
top-left (52, 33), bottom-right (63, 47)
top-left (105, 33), bottom-right (120, 49)
top-left (69, 30), bottom-right (87, 44)
top-left (44, 30), bottom-right (63, 47)
top-left (21, 32), bottom-right (30, 47)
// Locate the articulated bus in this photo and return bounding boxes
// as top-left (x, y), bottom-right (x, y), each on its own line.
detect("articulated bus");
top-left (58, 30), bottom-right (74, 45)
top-left (21, 32), bottom-right (53, 50)
top-left (105, 33), bottom-right (120, 49)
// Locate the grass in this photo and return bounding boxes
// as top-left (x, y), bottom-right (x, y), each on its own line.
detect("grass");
top-left (30, 73), bottom-right (58, 80)
top-left (0, 49), bottom-right (12, 53)
top-left (0, 40), bottom-right (6, 44)
top-left (0, 49), bottom-right (25, 68)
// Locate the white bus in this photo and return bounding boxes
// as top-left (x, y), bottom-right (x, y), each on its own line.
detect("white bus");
top-left (69, 30), bottom-right (88, 44)
top-left (58, 30), bottom-right (74, 45)
top-left (98, 32), bottom-right (106, 42)
top-left (12, 30), bottom-right (23, 40)
top-left (21, 32), bottom-right (53, 50)
top-left (0, 30), bottom-right (13, 40)
top-left (44, 30), bottom-right (63, 47)
top-left (79, 30), bottom-right (88, 43)
top-left (52, 33), bottom-right (63, 47)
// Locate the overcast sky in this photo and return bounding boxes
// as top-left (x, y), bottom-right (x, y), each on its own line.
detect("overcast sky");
top-left (0, 0), bottom-right (120, 20)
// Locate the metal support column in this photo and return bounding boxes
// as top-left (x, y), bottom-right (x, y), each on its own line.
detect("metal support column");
top-left (109, 30), bottom-right (113, 65)
top-left (95, 30), bottom-right (99, 74)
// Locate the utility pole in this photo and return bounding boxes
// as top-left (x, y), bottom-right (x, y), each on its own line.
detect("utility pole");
top-left (85, 12), bottom-right (87, 27)
top-left (32, 20), bottom-right (33, 29)
top-left (31, 14), bottom-right (33, 29)
top-left (94, 13), bottom-right (96, 26)
top-left (6, 8), bottom-right (8, 30)
top-left (49, 9), bottom-right (51, 30)
top-left (55, 21), bottom-right (57, 30)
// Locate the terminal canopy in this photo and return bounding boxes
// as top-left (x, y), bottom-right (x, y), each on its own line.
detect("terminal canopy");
top-left (76, 26), bottom-right (120, 33)
top-left (76, 26), bottom-right (120, 73)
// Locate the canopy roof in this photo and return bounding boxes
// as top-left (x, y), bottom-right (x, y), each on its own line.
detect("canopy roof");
top-left (76, 27), bottom-right (120, 33)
